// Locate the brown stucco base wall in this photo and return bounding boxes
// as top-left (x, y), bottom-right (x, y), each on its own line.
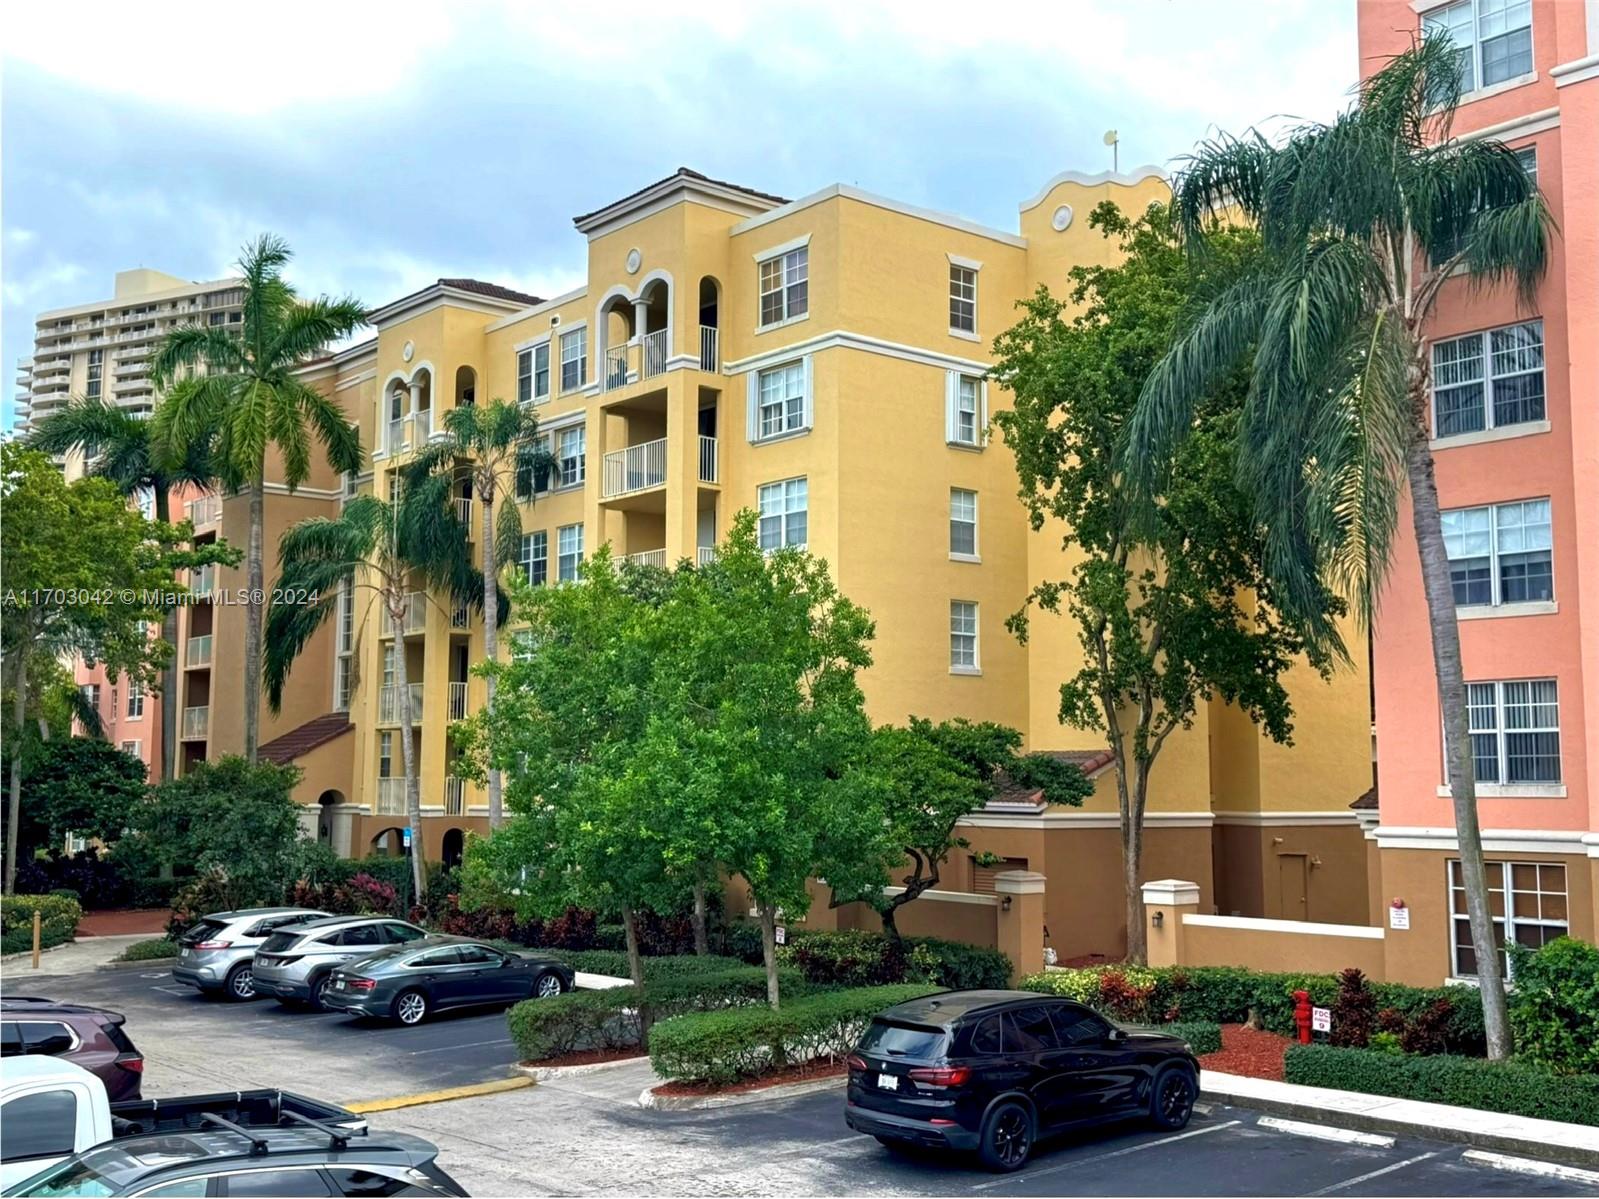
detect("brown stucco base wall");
top-left (1211, 820), bottom-right (1368, 925)
top-left (347, 812), bottom-right (487, 865)
top-left (1378, 845), bottom-right (1597, 988)
top-left (1180, 919), bottom-right (1385, 976)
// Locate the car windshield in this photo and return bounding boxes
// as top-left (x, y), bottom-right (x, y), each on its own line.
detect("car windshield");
top-left (858, 1020), bottom-right (947, 1058)
top-left (3, 1139), bottom-right (208, 1197)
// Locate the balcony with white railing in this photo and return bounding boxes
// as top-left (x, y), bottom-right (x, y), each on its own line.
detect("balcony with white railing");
top-left (444, 776), bottom-right (465, 815)
top-left (451, 602), bottom-right (470, 630)
top-left (379, 592), bottom-right (427, 638)
top-left (641, 329), bottom-right (668, 378)
top-left (375, 777), bottom-right (407, 815)
top-left (186, 495), bottom-right (222, 527)
top-left (181, 706), bottom-right (209, 739)
top-left (697, 546), bottom-right (716, 567)
top-left (413, 408), bottom-right (432, 441)
top-left (602, 438), bottom-right (667, 499)
top-left (698, 435), bottom-right (719, 484)
top-left (190, 563), bottom-right (217, 597)
top-left (186, 635), bottom-right (213, 669)
top-left (624, 548), bottom-right (667, 569)
top-left (455, 496), bottom-right (473, 529)
top-left (604, 345), bottom-right (632, 392)
top-left (387, 418), bottom-right (405, 454)
top-left (378, 682), bottom-right (425, 726)
top-left (448, 680), bottom-right (468, 721)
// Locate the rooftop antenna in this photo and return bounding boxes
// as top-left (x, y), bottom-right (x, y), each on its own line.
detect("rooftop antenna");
top-left (1103, 130), bottom-right (1120, 174)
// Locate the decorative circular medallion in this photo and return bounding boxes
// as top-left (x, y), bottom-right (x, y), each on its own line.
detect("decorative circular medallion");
top-left (402, 340), bottom-right (415, 363)
top-left (625, 248), bottom-right (642, 275)
top-left (1052, 204), bottom-right (1074, 232)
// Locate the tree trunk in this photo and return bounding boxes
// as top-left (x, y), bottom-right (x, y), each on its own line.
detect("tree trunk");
top-left (1122, 764), bottom-right (1149, 966)
top-left (691, 875), bottom-right (710, 956)
top-left (392, 595), bottom-right (426, 903)
top-left (621, 903), bottom-right (650, 1043)
top-left (4, 651), bottom-right (29, 895)
top-left (480, 477), bottom-right (502, 828)
top-left (879, 900), bottom-right (902, 944)
top-left (1403, 419), bottom-right (1511, 1058)
top-left (154, 483), bottom-right (177, 783)
top-left (243, 478), bottom-right (265, 763)
top-left (756, 898), bottom-right (781, 1010)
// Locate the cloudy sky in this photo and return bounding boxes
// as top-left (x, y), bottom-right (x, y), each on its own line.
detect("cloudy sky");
top-left (3, 0), bottom-right (1366, 431)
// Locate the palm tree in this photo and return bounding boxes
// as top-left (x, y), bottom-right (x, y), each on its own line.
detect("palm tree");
top-left (1124, 38), bottom-right (1552, 1059)
top-left (265, 492), bottom-right (476, 898)
top-left (400, 399), bottom-right (551, 827)
top-left (29, 396), bottom-right (216, 780)
top-left (151, 235), bottom-right (366, 762)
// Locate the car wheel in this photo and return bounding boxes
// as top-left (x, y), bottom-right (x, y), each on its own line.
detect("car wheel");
top-left (1150, 1065), bottom-right (1197, 1131)
top-left (307, 974), bottom-right (331, 1011)
top-left (394, 989), bottom-right (429, 1026)
top-left (533, 971), bottom-right (566, 999)
top-left (224, 964), bottom-right (257, 1002)
top-left (978, 1100), bottom-right (1033, 1172)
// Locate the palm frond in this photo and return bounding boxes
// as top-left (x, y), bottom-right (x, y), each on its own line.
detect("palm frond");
top-left (148, 325), bottom-right (246, 388)
top-left (268, 296), bottom-right (368, 367)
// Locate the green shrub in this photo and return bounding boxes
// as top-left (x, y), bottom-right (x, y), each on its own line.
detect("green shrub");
top-left (765, 928), bottom-right (1012, 992)
top-left (120, 937), bottom-right (180, 961)
top-left (1285, 1044), bottom-right (1599, 1127)
top-left (1153, 1021), bottom-right (1222, 1055)
top-left (907, 937), bottom-right (1012, 990)
top-left (1508, 938), bottom-right (1599, 1076)
top-left (649, 984), bottom-right (943, 1085)
top-left (48, 888), bottom-right (83, 904)
top-left (2, 893), bottom-right (82, 953)
top-left (594, 924), bottom-right (628, 952)
top-left (546, 950), bottom-right (748, 980)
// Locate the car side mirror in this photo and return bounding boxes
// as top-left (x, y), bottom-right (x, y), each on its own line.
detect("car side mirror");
top-left (1105, 1027), bottom-right (1127, 1045)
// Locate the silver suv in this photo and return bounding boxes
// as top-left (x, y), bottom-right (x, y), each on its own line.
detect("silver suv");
top-left (172, 908), bottom-right (331, 1001)
top-left (253, 916), bottom-right (428, 1009)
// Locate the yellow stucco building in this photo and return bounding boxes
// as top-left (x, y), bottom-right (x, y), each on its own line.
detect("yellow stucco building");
top-left (235, 166), bottom-right (1372, 961)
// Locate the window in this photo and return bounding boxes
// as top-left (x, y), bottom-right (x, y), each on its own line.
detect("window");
top-left (1434, 145), bottom-right (1538, 263)
top-left (517, 342), bottom-right (550, 405)
top-left (946, 373), bottom-right (985, 447)
top-left (516, 434), bottom-right (552, 500)
top-left (758, 246), bottom-right (808, 326)
top-left (1450, 859), bottom-right (1566, 980)
top-left (950, 489), bottom-right (978, 558)
top-left (756, 362), bottom-right (807, 439)
top-left (557, 426), bottom-right (586, 487)
top-left (971, 855), bottom-right (1027, 893)
top-left (950, 600), bottom-right (979, 671)
top-left (407, 946), bottom-right (462, 968)
top-left (1464, 678), bottom-right (1560, 784)
top-left (1050, 1005), bottom-right (1110, 1047)
top-left (341, 924), bottom-right (382, 946)
top-left (335, 583), bottom-right (354, 710)
top-left (218, 1168), bottom-right (336, 1197)
top-left (557, 523), bottom-right (584, 582)
top-left (378, 731), bottom-right (394, 780)
top-left (1, 1089), bottom-right (78, 1161)
top-left (1424, 0), bottom-right (1532, 92)
top-left (121, 739), bottom-right (141, 758)
top-left (511, 630), bottom-right (535, 663)
top-left (519, 531), bottom-right (548, 586)
top-left (126, 681), bottom-right (144, 718)
top-left (382, 923), bottom-right (427, 944)
top-left (950, 264), bottom-right (977, 334)
top-left (1004, 1006), bottom-right (1062, 1052)
top-left (969, 1015), bottom-right (1002, 1056)
top-left (1431, 320), bottom-right (1544, 438)
top-left (757, 478), bottom-right (808, 550)
top-left (324, 1168), bottom-right (432, 1197)
top-left (559, 328), bottom-right (586, 392)
top-left (1442, 498), bottom-right (1552, 608)
top-left (80, 683), bottom-right (100, 715)
top-left (86, 348), bottom-right (103, 400)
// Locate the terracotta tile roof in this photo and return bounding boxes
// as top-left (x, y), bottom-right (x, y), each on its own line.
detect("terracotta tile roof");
top-left (1350, 784), bottom-right (1378, 810)
top-left (258, 713), bottom-right (353, 765)
top-left (436, 278), bottom-right (544, 306)
top-left (574, 167), bottom-right (789, 225)
top-left (989, 748), bottom-right (1116, 809)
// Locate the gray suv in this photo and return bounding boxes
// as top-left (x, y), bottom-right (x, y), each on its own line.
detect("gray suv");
top-left (252, 916), bottom-right (428, 1009)
top-left (172, 908), bottom-right (331, 1001)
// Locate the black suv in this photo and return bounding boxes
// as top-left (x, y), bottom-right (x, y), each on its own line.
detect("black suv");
top-left (845, 989), bottom-right (1201, 1172)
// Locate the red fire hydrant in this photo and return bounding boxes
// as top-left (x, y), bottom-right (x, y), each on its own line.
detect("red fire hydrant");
top-left (1293, 989), bottom-right (1313, 1045)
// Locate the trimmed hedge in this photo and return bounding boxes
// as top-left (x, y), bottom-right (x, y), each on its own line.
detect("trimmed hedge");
top-left (1, 893), bottom-right (82, 955)
top-left (649, 984), bottom-right (943, 1085)
top-left (1151, 1021), bottom-right (1222, 1055)
top-left (728, 926), bottom-right (1012, 992)
top-left (543, 949), bottom-right (748, 980)
top-left (1020, 966), bottom-right (1485, 1055)
top-left (120, 937), bottom-right (180, 961)
top-left (1284, 1044), bottom-right (1599, 1127)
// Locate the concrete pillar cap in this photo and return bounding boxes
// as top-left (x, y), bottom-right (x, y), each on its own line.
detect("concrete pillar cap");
top-left (993, 870), bottom-right (1047, 895)
top-left (1141, 879), bottom-right (1201, 906)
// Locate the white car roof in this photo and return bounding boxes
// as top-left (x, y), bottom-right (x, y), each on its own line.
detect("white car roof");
top-left (2, 1055), bottom-right (100, 1086)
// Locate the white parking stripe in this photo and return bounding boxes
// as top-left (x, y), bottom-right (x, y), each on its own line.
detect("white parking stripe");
top-left (407, 1037), bottom-right (514, 1056)
top-left (1463, 1150), bottom-right (1599, 1185)
top-left (970, 1120), bottom-right (1241, 1190)
top-left (1258, 1117), bottom-right (1395, 1149)
top-left (1307, 1152), bottom-right (1440, 1195)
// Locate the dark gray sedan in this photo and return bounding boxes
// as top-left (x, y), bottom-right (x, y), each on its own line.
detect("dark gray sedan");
top-left (320, 935), bottom-right (574, 1026)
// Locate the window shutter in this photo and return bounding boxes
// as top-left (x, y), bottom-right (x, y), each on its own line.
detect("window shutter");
top-left (746, 371), bottom-right (760, 442)
top-left (980, 378), bottom-right (990, 445)
top-left (944, 371), bottom-right (957, 442)
top-left (801, 355), bottom-right (815, 430)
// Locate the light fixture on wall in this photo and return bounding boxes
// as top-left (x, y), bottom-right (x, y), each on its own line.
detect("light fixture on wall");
top-left (1151, 910), bottom-right (1164, 928)
top-left (1001, 895), bottom-right (1012, 913)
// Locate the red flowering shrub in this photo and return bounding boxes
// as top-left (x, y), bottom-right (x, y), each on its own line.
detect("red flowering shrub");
top-left (1096, 969), bottom-right (1156, 1021)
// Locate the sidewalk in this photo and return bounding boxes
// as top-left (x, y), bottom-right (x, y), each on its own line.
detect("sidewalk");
top-left (1202, 1069), bottom-right (1599, 1169)
top-left (1, 934), bottom-right (149, 977)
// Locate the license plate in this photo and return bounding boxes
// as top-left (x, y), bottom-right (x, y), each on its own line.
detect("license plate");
top-left (257, 956), bottom-right (275, 967)
top-left (334, 979), bottom-right (346, 990)
top-left (180, 949), bottom-right (191, 959)
top-left (878, 1073), bottom-right (898, 1091)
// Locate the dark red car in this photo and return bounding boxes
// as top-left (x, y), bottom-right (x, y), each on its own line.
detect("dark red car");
top-left (0, 997), bottom-right (144, 1101)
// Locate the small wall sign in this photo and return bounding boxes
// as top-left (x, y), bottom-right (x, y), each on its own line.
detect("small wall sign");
top-left (1389, 900), bottom-right (1410, 930)
top-left (774, 926), bottom-right (787, 945)
top-left (1311, 1007), bottom-right (1332, 1034)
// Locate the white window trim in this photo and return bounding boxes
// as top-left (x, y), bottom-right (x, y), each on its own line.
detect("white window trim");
top-left (558, 323), bottom-right (589, 394)
top-left (950, 599), bottom-right (981, 675)
top-left (1430, 418), bottom-right (1550, 451)
top-left (756, 243), bottom-right (810, 332)
top-left (756, 476), bottom-right (809, 552)
top-left (945, 370), bottom-right (989, 450)
top-left (120, 739), bottom-right (142, 758)
top-left (950, 488), bottom-right (980, 562)
top-left (1457, 599), bottom-right (1557, 621)
top-left (516, 337), bottom-right (553, 406)
top-left (747, 356), bottom-right (814, 444)
top-left (1447, 858), bottom-right (1567, 981)
top-left (1448, 676), bottom-right (1562, 789)
top-left (1429, 319), bottom-right (1545, 440)
top-left (948, 257), bottom-right (980, 341)
top-left (753, 233), bottom-right (812, 263)
top-left (1443, 495), bottom-right (1554, 611)
top-left (1420, 0), bottom-right (1537, 103)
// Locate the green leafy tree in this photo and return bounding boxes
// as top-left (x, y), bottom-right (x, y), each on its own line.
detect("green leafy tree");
top-left (1507, 938), bottom-right (1599, 1076)
top-left (400, 398), bottom-right (552, 828)
top-left (1122, 40), bottom-right (1552, 1054)
top-left (1, 445), bottom-right (205, 892)
top-left (20, 738), bottom-right (148, 856)
top-left (991, 203), bottom-right (1334, 965)
top-left (30, 395), bottom-right (227, 779)
top-left (151, 235), bottom-right (366, 763)
top-left (265, 491), bottom-right (476, 898)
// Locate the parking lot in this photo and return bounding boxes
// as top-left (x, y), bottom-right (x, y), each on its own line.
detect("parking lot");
top-left (19, 959), bottom-right (1599, 1196)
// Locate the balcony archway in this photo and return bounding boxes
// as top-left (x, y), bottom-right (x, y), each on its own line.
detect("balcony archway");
top-left (370, 826), bottom-right (404, 857)
top-left (698, 276), bottom-right (720, 371)
top-left (454, 365), bottom-right (476, 409)
top-left (442, 828), bottom-right (465, 869)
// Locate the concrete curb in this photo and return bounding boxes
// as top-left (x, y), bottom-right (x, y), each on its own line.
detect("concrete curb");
top-left (511, 1056), bottom-right (650, 1084)
top-left (99, 957), bottom-right (177, 971)
top-left (1202, 1071), bottom-right (1599, 1170)
top-left (344, 1076), bottom-right (532, 1114)
top-left (640, 1074), bottom-right (845, 1112)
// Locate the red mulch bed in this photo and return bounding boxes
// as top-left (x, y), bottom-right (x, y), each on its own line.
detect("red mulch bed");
top-left (1200, 1023), bottom-right (1291, 1081)
top-left (80, 909), bottom-right (171, 937)
top-left (653, 1058), bottom-right (847, 1098)
top-left (519, 1047), bottom-right (645, 1070)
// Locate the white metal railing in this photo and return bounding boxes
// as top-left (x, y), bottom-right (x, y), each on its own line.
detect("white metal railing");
top-left (625, 549), bottom-right (667, 569)
top-left (387, 419), bottom-right (405, 453)
top-left (604, 345), bottom-right (631, 391)
top-left (190, 563), bottom-right (217, 597)
top-left (451, 602), bottom-right (469, 629)
top-left (641, 329), bottom-right (668, 378)
top-left (444, 776), bottom-right (465, 815)
top-left (375, 777), bottom-right (407, 815)
top-left (186, 495), bottom-right (222, 527)
top-left (413, 408), bottom-right (432, 441)
top-left (186, 635), bottom-right (213, 668)
top-left (698, 435), bottom-right (718, 484)
top-left (448, 680), bottom-right (468, 720)
top-left (700, 327), bottom-right (719, 372)
top-left (378, 682), bottom-right (425, 725)
top-left (455, 496), bottom-right (473, 528)
top-left (379, 592), bottom-right (427, 637)
top-left (697, 546), bottom-right (716, 567)
top-left (181, 706), bottom-right (209, 739)
top-left (602, 437), bottom-right (667, 498)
